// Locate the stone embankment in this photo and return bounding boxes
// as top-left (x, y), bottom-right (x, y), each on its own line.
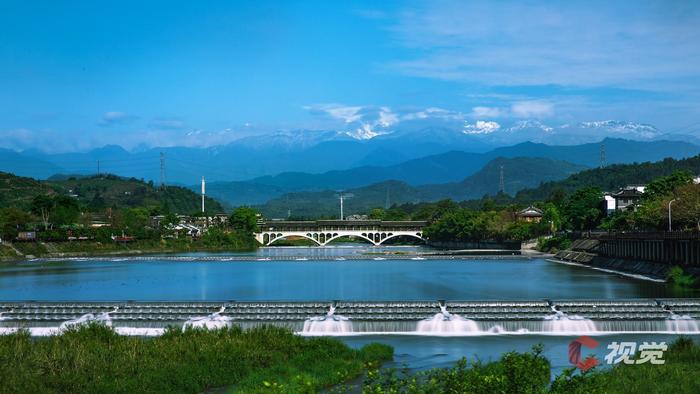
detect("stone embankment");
top-left (552, 239), bottom-right (672, 281)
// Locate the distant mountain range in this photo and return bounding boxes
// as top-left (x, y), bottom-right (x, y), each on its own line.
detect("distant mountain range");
top-left (2, 119), bottom-right (699, 185)
top-left (256, 157), bottom-right (587, 218)
top-left (199, 138), bottom-right (700, 207)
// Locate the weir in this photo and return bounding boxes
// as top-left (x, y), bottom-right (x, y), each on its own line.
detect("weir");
top-left (1, 299), bottom-right (699, 336)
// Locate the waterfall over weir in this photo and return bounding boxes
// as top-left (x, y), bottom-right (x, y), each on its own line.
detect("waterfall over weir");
top-left (666, 314), bottom-right (700, 333)
top-left (1, 299), bottom-right (699, 336)
top-left (182, 307), bottom-right (232, 331)
top-left (416, 305), bottom-right (480, 333)
top-left (303, 306), bottom-right (353, 333)
top-left (542, 305), bottom-right (598, 333)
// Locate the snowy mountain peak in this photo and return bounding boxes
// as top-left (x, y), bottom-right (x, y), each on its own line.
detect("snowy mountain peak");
top-left (506, 120), bottom-right (554, 133)
top-left (463, 120), bottom-right (501, 134)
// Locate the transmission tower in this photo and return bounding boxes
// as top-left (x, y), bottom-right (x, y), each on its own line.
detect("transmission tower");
top-left (600, 141), bottom-right (607, 168)
top-left (499, 165), bottom-right (505, 194)
top-left (159, 152), bottom-right (166, 189)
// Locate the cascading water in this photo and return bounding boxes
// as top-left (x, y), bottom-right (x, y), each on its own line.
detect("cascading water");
top-left (59, 307), bottom-right (117, 330)
top-left (665, 312), bottom-right (700, 333)
top-left (182, 306), bottom-right (232, 331)
top-left (416, 305), bottom-right (481, 333)
top-left (542, 305), bottom-right (597, 333)
top-left (302, 305), bottom-right (353, 333)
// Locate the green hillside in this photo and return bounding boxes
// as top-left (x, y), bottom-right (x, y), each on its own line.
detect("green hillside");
top-left (0, 172), bottom-right (224, 214)
top-left (513, 155), bottom-right (700, 203)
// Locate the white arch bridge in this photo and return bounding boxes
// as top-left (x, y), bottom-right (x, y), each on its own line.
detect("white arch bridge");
top-left (255, 220), bottom-right (427, 246)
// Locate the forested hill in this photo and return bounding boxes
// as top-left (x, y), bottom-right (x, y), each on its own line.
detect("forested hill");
top-left (0, 172), bottom-right (225, 214)
top-left (258, 157), bottom-right (586, 218)
top-left (513, 154), bottom-right (700, 203)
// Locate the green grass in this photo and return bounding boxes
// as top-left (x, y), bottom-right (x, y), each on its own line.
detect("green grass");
top-left (0, 324), bottom-right (392, 394)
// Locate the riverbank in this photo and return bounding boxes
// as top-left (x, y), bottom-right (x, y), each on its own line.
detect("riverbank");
top-left (0, 239), bottom-right (259, 261)
top-left (0, 324), bottom-right (392, 393)
top-left (550, 239), bottom-right (700, 283)
top-left (0, 241), bottom-right (544, 262)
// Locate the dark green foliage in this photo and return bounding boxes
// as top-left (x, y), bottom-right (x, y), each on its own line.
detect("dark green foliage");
top-left (562, 187), bottom-right (603, 231)
top-left (515, 155), bottom-right (700, 203)
top-left (667, 266), bottom-right (698, 288)
top-left (362, 345), bottom-right (550, 393)
top-left (0, 324), bottom-right (392, 394)
top-left (0, 172), bottom-right (225, 215)
top-left (643, 171), bottom-right (693, 201)
top-left (0, 207), bottom-right (31, 240)
top-left (537, 235), bottom-right (572, 253)
top-left (229, 206), bottom-right (259, 235)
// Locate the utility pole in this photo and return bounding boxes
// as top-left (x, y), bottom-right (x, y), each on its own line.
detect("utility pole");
top-left (160, 152), bottom-right (166, 189)
top-left (201, 176), bottom-right (206, 214)
top-left (499, 165), bottom-right (505, 194)
top-left (385, 186), bottom-right (390, 209)
top-left (668, 198), bottom-right (678, 232)
top-left (600, 141), bottom-right (607, 168)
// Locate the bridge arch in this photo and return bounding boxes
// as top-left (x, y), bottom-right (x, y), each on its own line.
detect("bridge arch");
top-left (266, 233), bottom-right (322, 246)
top-left (377, 233), bottom-right (425, 245)
top-left (323, 234), bottom-right (377, 246)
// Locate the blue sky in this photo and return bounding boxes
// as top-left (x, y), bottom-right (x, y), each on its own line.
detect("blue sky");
top-left (1, 0), bottom-right (699, 151)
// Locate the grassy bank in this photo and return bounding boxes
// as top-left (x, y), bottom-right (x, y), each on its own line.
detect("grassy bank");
top-left (0, 325), bottom-right (392, 394)
top-left (361, 338), bottom-right (700, 393)
top-left (8, 238), bottom-right (258, 258)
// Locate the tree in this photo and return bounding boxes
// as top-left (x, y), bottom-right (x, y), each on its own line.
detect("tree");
top-left (563, 187), bottom-right (603, 232)
top-left (31, 194), bottom-right (54, 230)
top-left (230, 207), bottom-right (259, 235)
top-left (0, 207), bottom-right (31, 241)
top-left (673, 184), bottom-right (700, 230)
top-left (52, 195), bottom-right (80, 226)
top-left (643, 171), bottom-right (693, 201)
top-left (368, 208), bottom-right (385, 220)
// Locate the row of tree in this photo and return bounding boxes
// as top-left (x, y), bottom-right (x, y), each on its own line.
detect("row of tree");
top-left (362, 171), bottom-right (699, 242)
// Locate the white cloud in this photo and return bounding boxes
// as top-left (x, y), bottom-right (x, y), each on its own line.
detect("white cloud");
top-left (150, 117), bottom-right (185, 130)
top-left (463, 120), bottom-right (501, 134)
top-left (387, 2), bottom-right (700, 90)
top-left (511, 101), bottom-right (554, 118)
top-left (471, 106), bottom-right (502, 118)
top-left (99, 111), bottom-right (138, 126)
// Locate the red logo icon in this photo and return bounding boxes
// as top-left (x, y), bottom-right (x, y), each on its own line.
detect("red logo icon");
top-left (568, 336), bottom-right (600, 371)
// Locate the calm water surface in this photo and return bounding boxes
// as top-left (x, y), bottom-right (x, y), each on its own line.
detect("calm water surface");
top-left (0, 246), bottom-right (689, 301)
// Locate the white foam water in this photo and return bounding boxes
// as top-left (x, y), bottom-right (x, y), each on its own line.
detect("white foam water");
top-left (416, 305), bottom-right (481, 333)
top-left (182, 306), bottom-right (233, 331)
top-left (303, 306), bottom-right (353, 333)
top-left (59, 308), bottom-right (117, 331)
top-left (665, 314), bottom-right (700, 332)
top-left (542, 306), bottom-right (597, 333)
